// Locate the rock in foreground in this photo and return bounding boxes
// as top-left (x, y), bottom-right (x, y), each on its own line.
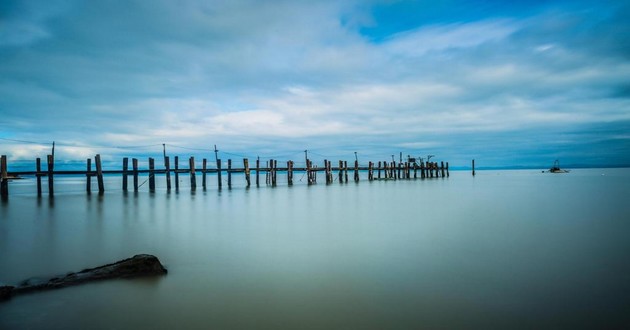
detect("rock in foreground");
top-left (2, 254), bottom-right (167, 300)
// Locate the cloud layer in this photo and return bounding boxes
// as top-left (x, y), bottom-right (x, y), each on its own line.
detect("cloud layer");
top-left (1, 0), bottom-right (629, 167)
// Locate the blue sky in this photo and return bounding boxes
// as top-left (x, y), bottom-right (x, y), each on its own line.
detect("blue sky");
top-left (1, 0), bottom-right (628, 168)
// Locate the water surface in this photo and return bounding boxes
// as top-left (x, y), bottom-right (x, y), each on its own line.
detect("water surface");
top-left (1, 169), bottom-right (629, 329)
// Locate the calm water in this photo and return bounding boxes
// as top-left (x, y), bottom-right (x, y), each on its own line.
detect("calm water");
top-left (1, 169), bottom-right (629, 329)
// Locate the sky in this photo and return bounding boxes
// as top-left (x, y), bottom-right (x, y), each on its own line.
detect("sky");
top-left (1, 0), bottom-right (629, 169)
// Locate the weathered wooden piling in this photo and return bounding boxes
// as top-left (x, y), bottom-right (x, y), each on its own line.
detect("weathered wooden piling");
top-left (122, 157), bottom-right (129, 191)
top-left (132, 158), bottom-right (139, 192)
top-left (164, 155), bottom-right (171, 192)
top-left (202, 158), bottom-right (207, 190)
top-left (306, 159), bottom-right (313, 185)
top-left (354, 160), bottom-right (359, 182)
top-left (1, 155), bottom-right (8, 200)
top-left (446, 162), bottom-right (450, 177)
top-left (344, 161), bottom-right (349, 183)
top-left (174, 156), bottom-right (180, 191)
top-left (36, 158), bottom-right (42, 197)
top-left (441, 161), bottom-right (445, 178)
top-left (287, 160), bottom-right (293, 186)
top-left (338, 160), bottom-right (343, 183)
top-left (47, 154), bottom-right (54, 197)
top-left (95, 154), bottom-right (104, 194)
top-left (216, 159), bottom-right (222, 189)
top-left (189, 157), bottom-right (196, 191)
top-left (244, 158), bottom-right (250, 188)
top-left (272, 160), bottom-right (278, 186)
top-left (227, 159), bottom-right (232, 189)
top-left (86, 158), bottom-right (92, 194)
top-left (472, 159), bottom-right (476, 176)
top-left (148, 158), bottom-right (155, 192)
top-left (377, 161), bottom-right (381, 179)
top-left (164, 156), bottom-right (171, 191)
top-left (420, 161), bottom-right (425, 179)
top-left (256, 158), bottom-right (260, 187)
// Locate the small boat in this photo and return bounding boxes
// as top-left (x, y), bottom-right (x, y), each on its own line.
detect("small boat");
top-left (546, 160), bottom-right (569, 173)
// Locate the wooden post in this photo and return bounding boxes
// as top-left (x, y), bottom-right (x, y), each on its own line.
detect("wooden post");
top-left (190, 157), bottom-right (196, 191)
top-left (122, 157), bottom-right (129, 191)
top-left (472, 159), bottom-right (476, 176)
top-left (328, 160), bottom-right (333, 183)
top-left (0, 155), bottom-right (8, 200)
top-left (354, 160), bottom-right (359, 182)
top-left (256, 158), bottom-right (260, 187)
top-left (174, 156), bottom-right (180, 191)
top-left (441, 161), bottom-right (445, 178)
top-left (287, 160), bottom-right (293, 186)
top-left (95, 154), bottom-right (104, 195)
top-left (216, 159), bottom-right (222, 189)
top-left (202, 158), bottom-right (207, 190)
top-left (377, 161), bottom-right (382, 179)
top-left (46, 154), bottom-right (54, 197)
top-left (36, 158), bottom-right (42, 197)
top-left (368, 162), bottom-right (373, 181)
top-left (420, 161), bottom-right (425, 179)
top-left (86, 158), bottom-right (92, 194)
top-left (133, 158), bottom-right (139, 192)
top-left (265, 161), bottom-right (269, 185)
top-left (306, 159), bottom-right (312, 185)
top-left (148, 158), bottom-right (155, 192)
top-left (338, 160), bottom-right (343, 183)
top-left (165, 156), bottom-right (171, 191)
top-left (344, 161), bottom-right (348, 183)
top-left (271, 160), bottom-right (277, 186)
top-left (227, 159), bottom-right (232, 189)
top-left (413, 162), bottom-right (418, 179)
top-left (244, 158), bottom-right (250, 188)
top-left (446, 162), bottom-right (450, 177)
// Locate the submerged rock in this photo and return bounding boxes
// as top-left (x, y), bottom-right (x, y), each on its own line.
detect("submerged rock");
top-left (3, 254), bottom-right (167, 300)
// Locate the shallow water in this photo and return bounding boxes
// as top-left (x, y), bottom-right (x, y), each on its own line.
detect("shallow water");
top-left (1, 169), bottom-right (629, 329)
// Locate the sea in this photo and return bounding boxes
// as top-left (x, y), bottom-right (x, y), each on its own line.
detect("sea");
top-left (1, 168), bottom-right (629, 329)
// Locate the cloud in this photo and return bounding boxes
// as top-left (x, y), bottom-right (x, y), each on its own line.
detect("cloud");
top-left (0, 0), bottom-right (628, 167)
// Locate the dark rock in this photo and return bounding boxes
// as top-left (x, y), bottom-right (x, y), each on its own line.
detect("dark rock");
top-left (5, 254), bottom-right (167, 299)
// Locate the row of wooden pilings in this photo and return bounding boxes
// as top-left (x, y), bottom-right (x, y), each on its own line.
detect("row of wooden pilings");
top-left (0, 154), bottom-right (449, 199)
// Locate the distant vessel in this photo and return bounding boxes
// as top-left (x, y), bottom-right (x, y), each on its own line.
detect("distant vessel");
top-left (545, 160), bottom-right (569, 173)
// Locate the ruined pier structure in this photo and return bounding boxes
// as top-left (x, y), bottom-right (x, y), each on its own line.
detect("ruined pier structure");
top-left (0, 154), bottom-right (450, 198)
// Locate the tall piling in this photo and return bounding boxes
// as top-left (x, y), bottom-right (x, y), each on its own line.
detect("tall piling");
top-left (227, 159), bottom-right (232, 189)
top-left (86, 158), bottom-right (92, 194)
top-left (190, 157), bottom-right (197, 191)
top-left (36, 158), bottom-right (42, 197)
top-left (148, 158), bottom-right (155, 192)
top-left (174, 156), bottom-right (180, 191)
top-left (202, 158), bottom-right (207, 190)
top-left (132, 158), bottom-right (139, 192)
top-left (244, 158), bottom-right (251, 188)
top-left (1, 155), bottom-right (8, 200)
top-left (95, 154), bottom-right (104, 194)
top-left (256, 158), bottom-right (260, 187)
top-left (216, 159), bottom-right (222, 190)
top-left (47, 154), bottom-right (54, 197)
top-left (122, 157), bottom-right (129, 191)
top-left (287, 160), bottom-right (293, 186)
